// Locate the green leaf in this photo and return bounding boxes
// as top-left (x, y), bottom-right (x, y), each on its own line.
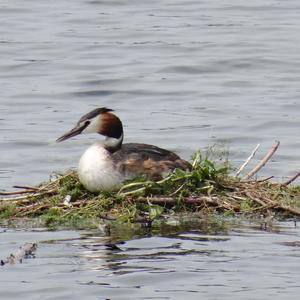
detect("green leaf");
top-left (148, 205), bottom-right (164, 220)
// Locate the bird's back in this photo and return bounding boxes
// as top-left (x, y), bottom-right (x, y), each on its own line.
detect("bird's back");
top-left (112, 143), bottom-right (191, 180)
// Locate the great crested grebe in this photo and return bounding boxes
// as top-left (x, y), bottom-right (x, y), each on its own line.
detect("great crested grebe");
top-left (56, 108), bottom-right (191, 192)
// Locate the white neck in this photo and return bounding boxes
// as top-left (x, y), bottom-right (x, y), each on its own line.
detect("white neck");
top-left (103, 134), bottom-right (123, 151)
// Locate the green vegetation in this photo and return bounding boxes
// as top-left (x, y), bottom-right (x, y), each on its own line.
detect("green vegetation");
top-left (1, 151), bottom-right (300, 230)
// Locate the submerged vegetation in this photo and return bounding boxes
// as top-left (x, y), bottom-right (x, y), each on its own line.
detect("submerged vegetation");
top-left (1, 147), bottom-right (300, 230)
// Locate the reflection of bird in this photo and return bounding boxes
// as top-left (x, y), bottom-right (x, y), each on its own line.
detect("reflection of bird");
top-left (57, 108), bottom-right (191, 192)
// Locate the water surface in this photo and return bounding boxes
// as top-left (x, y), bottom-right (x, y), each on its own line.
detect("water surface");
top-left (1, 0), bottom-right (300, 190)
top-left (1, 222), bottom-right (300, 299)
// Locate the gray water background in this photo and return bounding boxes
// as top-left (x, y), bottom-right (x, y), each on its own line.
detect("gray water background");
top-left (1, 222), bottom-right (300, 300)
top-left (1, 0), bottom-right (300, 190)
top-left (1, 1), bottom-right (300, 299)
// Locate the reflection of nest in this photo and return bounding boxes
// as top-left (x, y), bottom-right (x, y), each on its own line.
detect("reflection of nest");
top-left (1, 242), bottom-right (37, 265)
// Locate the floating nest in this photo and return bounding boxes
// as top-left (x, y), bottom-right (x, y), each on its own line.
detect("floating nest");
top-left (1, 145), bottom-right (300, 229)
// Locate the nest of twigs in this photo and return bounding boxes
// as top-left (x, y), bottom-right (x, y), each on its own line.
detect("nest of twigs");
top-left (0, 143), bottom-right (300, 228)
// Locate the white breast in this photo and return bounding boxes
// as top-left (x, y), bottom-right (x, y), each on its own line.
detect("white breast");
top-left (78, 142), bottom-right (123, 192)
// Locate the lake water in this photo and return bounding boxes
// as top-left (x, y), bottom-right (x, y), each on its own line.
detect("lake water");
top-left (1, 0), bottom-right (300, 298)
top-left (1, 221), bottom-right (300, 300)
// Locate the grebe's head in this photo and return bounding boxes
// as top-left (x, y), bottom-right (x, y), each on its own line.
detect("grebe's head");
top-left (56, 107), bottom-right (123, 151)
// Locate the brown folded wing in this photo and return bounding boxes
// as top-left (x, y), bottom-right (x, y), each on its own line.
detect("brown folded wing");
top-left (112, 143), bottom-right (191, 180)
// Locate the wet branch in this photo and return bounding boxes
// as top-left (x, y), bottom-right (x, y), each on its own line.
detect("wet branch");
top-left (284, 171), bottom-right (300, 186)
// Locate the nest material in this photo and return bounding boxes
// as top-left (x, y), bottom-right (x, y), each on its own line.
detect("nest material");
top-left (0, 145), bottom-right (300, 227)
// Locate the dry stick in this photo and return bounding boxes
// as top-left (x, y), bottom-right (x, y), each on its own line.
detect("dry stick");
top-left (262, 192), bottom-right (300, 217)
top-left (13, 185), bottom-right (39, 191)
top-left (133, 196), bottom-right (220, 206)
top-left (284, 171), bottom-right (300, 186)
top-left (0, 186), bottom-right (39, 196)
top-left (243, 141), bottom-right (280, 180)
top-left (35, 170), bottom-right (75, 193)
top-left (0, 190), bottom-right (37, 196)
top-left (255, 176), bottom-right (274, 183)
top-left (16, 199), bottom-right (90, 215)
top-left (0, 173), bottom-right (66, 201)
top-left (0, 189), bottom-right (56, 202)
top-left (244, 190), bottom-right (300, 217)
top-left (277, 204), bottom-right (300, 217)
top-left (236, 144), bottom-right (260, 176)
top-left (0, 194), bottom-right (36, 202)
top-left (244, 191), bottom-right (268, 207)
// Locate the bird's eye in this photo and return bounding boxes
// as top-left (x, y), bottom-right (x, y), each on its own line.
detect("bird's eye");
top-left (85, 120), bottom-right (91, 126)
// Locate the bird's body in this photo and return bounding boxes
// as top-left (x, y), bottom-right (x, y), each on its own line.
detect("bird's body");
top-left (57, 108), bottom-right (191, 192)
top-left (78, 142), bottom-right (123, 192)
